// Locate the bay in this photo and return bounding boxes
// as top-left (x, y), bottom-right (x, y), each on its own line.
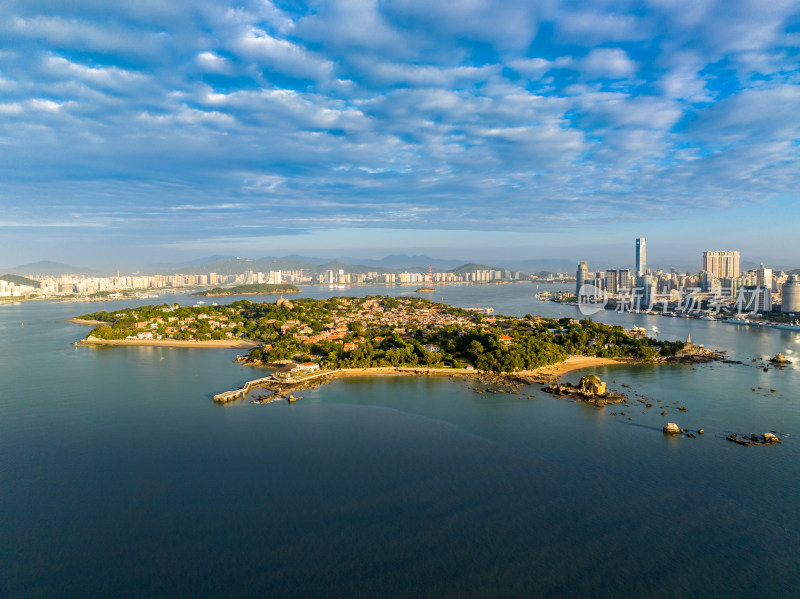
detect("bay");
top-left (1, 284), bottom-right (798, 598)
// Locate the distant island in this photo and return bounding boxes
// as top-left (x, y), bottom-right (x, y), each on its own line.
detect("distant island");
top-left (192, 283), bottom-right (301, 296)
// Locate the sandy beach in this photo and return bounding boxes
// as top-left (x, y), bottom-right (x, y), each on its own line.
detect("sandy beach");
top-left (324, 356), bottom-right (623, 381)
top-left (79, 337), bottom-right (261, 349)
top-left (252, 356), bottom-right (625, 391)
top-left (68, 318), bottom-right (107, 325)
top-left (519, 356), bottom-right (624, 378)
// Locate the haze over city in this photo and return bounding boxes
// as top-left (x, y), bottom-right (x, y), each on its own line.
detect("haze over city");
top-left (1, 0), bottom-right (798, 269)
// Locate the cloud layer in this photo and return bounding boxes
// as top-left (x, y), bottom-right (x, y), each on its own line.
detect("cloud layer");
top-left (0, 0), bottom-right (798, 260)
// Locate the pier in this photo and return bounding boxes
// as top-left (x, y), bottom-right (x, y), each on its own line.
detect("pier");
top-left (213, 370), bottom-right (340, 402)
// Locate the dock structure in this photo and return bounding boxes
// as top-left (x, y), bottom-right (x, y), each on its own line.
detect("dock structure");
top-left (213, 370), bottom-right (339, 403)
top-left (213, 375), bottom-right (276, 402)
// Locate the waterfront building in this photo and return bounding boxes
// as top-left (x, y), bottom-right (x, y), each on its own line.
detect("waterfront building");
top-left (576, 261), bottom-right (588, 296)
top-left (635, 238), bottom-right (646, 280)
top-left (703, 251), bottom-right (740, 279)
top-left (740, 286), bottom-right (772, 313)
top-left (782, 275), bottom-right (800, 313)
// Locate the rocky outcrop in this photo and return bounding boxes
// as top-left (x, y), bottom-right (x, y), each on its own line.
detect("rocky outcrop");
top-left (542, 375), bottom-right (626, 406)
top-left (726, 432), bottom-right (783, 446)
top-left (769, 353), bottom-right (791, 365)
top-left (579, 374), bottom-right (606, 396)
top-left (276, 296), bottom-right (294, 310)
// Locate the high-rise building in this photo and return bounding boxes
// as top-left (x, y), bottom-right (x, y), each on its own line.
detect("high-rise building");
top-left (576, 262), bottom-right (588, 296)
top-left (782, 275), bottom-right (800, 313)
top-left (635, 238), bottom-right (646, 278)
top-left (756, 264), bottom-right (773, 290)
top-left (702, 251), bottom-right (740, 279)
top-left (618, 269), bottom-right (632, 291)
top-left (741, 286), bottom-right (772, 313)
top-left (605, 269), bottom-right (618, 294)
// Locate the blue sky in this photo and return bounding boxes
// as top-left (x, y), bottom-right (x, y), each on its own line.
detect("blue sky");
top-left (1, 0), bottom-right (798, 269)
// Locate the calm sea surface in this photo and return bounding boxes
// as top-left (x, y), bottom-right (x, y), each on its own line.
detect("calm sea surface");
top-left (1, 284), bottom-right (799, 598)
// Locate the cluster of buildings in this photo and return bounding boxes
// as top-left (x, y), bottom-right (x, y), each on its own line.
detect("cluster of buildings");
top-left (285, 297), bottom-right (495, 349)
top-left (2, 265), bottom-right (529, 299)
top-left (311, 268), bottom-right (522, 285)
top-left (576, 240), bottom-right (800, 314)
top-left (116, 305), bottom-right (244, 341)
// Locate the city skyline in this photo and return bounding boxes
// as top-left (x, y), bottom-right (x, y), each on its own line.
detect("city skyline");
top-left (1, 1), bottom-right (799, 267)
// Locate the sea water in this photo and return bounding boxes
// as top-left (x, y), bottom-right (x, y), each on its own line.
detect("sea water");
top-left (1, 285), bottom-right (798, 598)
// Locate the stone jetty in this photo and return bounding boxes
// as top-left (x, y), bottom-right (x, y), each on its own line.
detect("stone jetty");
top-left (213, 370), bottom-right (339, 403)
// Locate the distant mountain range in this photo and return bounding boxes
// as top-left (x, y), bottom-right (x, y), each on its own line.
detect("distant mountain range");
top-left (5, 261), bottom-right (98, 276)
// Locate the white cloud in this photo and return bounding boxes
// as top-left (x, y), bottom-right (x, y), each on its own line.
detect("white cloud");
top-left (365, 62), bottom-right (498, 87)
top-left (508, 57), bottom-right (573, 78)
top-left (12, 15), bottom-right (164, 56)
top-left (43, 55), bottom-right (148, 90)
top-left (195, 51), bottom-right (231, 74)
top-left (28, 98), bottom-right (62, 112)
top-left (580, 48), bottom-right (637, 79)
top-left (556, 10), bottom-right (649, 43)
top-left (0, 102), bottom-right (23, 115)
top-left (233, 27), bottom-right (335, 80)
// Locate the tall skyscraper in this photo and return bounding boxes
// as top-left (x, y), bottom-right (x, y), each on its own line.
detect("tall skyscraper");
top-left (702, 251), bottom-right (740, 279)
top-left (635, 238), bottom-right (646, 278)
top-left (576, 261), bottom-right (588, 296)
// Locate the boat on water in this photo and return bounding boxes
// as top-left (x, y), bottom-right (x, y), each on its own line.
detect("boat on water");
top-left (772, 321), bottom-right (800, 331)
top-left (725, 317), bottom-right (760, 326)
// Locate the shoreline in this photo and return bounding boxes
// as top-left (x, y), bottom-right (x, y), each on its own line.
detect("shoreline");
top-left (214, 356), bottom-right (626, 402)
top-left (232, 356), bottom-right (627, 396)
top-left (68, 318), bottom-right (107, 325)
top-left (78, 337), bottom-right (261, 349)
top-left (193, 290), bottom-right (302, 297)
top-left (320, 356), bottom-right (625, 384)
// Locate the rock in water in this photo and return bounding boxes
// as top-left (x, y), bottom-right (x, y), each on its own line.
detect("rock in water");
top-left (663, 422), bottom-right (681, 434)
top-left (764, 433), bottom-right (779, 443)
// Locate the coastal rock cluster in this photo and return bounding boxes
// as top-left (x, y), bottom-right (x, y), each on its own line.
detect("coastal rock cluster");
top-left (726, 432), bottom-right (783, 446)
top-left (542, 375), bottom-right (626, 406)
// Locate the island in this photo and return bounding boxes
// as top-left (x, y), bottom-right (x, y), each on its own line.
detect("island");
top-left (192, 283), bottom-right (301, 296)
top-left (74, 295), bottom-right (698, 394)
